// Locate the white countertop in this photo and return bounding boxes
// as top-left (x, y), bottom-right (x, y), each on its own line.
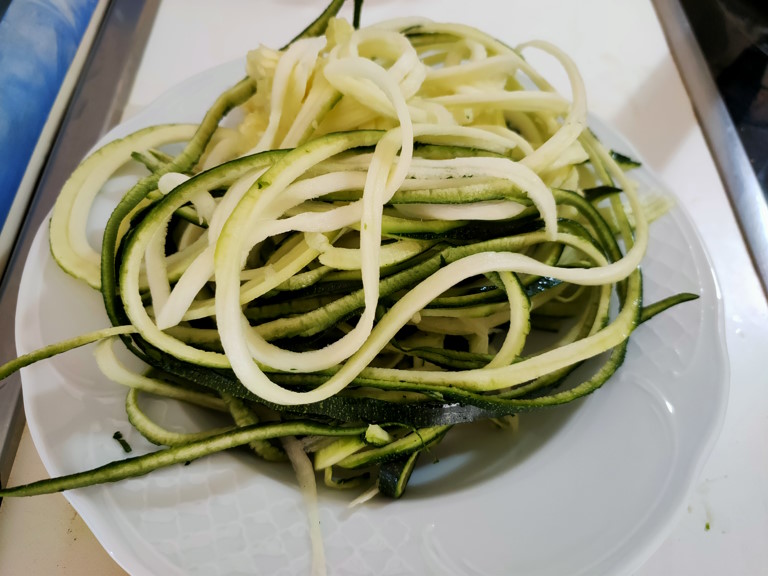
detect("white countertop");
top-left (1, 0), bottom-right (767, 574)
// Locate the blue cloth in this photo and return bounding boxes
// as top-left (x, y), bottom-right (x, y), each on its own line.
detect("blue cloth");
top-left (0, 0), bottom-right (98, 232)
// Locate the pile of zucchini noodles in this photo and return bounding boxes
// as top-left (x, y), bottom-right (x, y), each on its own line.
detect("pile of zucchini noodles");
top-left (0, 0), bottom-right (694, 563)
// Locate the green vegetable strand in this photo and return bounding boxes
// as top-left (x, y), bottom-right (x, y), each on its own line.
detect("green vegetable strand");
top-left (0, 325), bottom-right (135, 381)
top-left (0, 422), bottom-right (366, 498)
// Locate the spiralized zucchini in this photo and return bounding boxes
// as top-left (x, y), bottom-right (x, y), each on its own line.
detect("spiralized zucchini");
top-left (1, 4), bottom-right (698, 568)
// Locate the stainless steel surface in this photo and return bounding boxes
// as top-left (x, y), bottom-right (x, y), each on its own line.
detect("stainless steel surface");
top-left (0, 0), bottom-right (160, 493)
top-left (653, 0), bottom-right (768, 296)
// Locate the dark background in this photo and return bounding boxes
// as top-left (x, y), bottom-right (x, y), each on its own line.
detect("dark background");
top-left (681, 0), bottom-right (768, 197)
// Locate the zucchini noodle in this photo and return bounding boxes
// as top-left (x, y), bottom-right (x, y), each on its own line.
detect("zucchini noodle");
top-left (1, 0), bottom-right (698, 537)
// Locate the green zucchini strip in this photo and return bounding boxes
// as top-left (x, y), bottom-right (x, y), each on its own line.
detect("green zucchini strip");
top-left (0, 325), bottom-right (135, 381)
top-left (50, 124), bottom-right (198, 289)
top-left (0, 422), bottom-right (366, 498)
top-left (93, 337), bottom-right (227, 412)
top-left (125, 388), bottom-right (234, 447)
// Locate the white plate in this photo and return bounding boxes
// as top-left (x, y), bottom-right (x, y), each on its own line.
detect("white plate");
top-left (17, 59), bottom-right (728, 576)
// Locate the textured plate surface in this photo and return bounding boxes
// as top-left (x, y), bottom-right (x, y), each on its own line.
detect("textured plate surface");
top-left (16, 60), bottom-right (728, 576)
